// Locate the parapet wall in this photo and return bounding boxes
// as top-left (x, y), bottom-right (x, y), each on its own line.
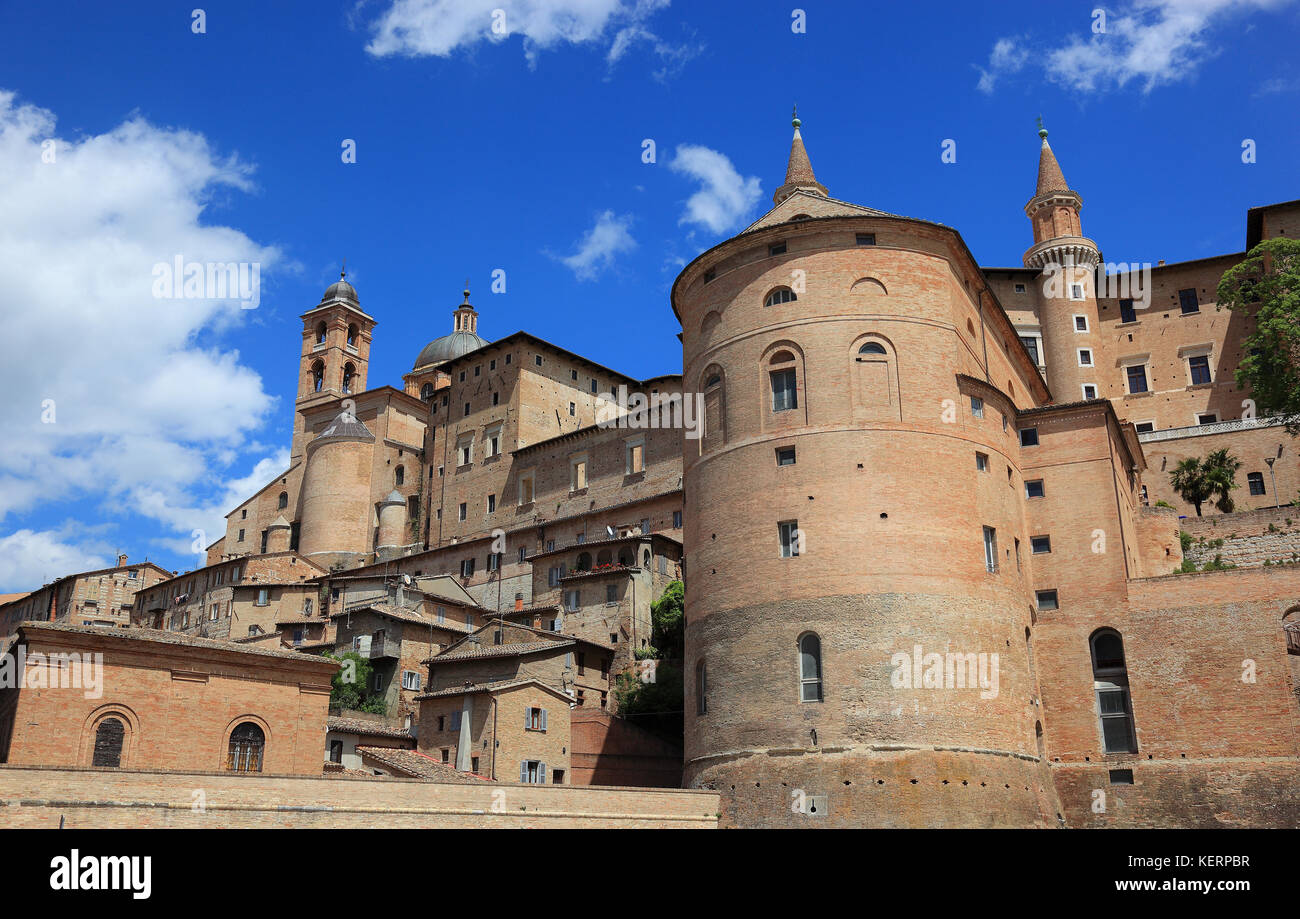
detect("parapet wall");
top-left (0, 765), bottom-right (718, 829)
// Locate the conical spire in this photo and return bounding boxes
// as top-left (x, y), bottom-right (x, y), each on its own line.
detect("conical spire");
top-left (1034, 119), bottom-right (1069, 196)
top-left (774, 106), bottom-right (829, 205)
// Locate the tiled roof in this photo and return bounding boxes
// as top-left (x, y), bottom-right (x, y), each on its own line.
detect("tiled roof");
top-left (15, 621), bottom-right (339, 666)
top-left (426, 638), bottom-right (573, 664)
top-left (355, 746), bottom-right (490, 782)
top-left (327, 716), bottom-right (415, 741)
top-left (414, 677), bottom-right (573, 703)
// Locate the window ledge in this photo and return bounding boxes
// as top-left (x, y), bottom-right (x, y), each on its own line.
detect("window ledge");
top-left (1185, 383), bottom-right (1214, 391)
top-left (1125, 390), bottom-right (1154, 398)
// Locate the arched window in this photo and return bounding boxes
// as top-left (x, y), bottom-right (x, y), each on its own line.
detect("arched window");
top-left (617, 548), bottom-right (633, 567)
top-left (316, 322), bottom-right (327, 345)
top-left (702, 368), bottom-right (726, 452)
top-left (696, 660), bottom-right (707, 715)
top-left (420, 382), bottom-right (434, 402)
top-left (311, 360), bottom-right (324, 393)
top-left (342, 363), bottom-right (355, 394)
top-left (277, 491), bottom-right (288, 510)
top-left (765, 287), bottom-right (797, 307)
top-left (394, 465), bottom-right (405, 486)
top-left (799, 633), bottom-right (823, 702)
top-left (858, 342), bottom-right (887, 356)
top-left (576, 552), bottom-right (592, 572)
top-left (769, 351), bottom-right (798, 412)
top-left (92, 717), bottom-right (125, 767)
top-left (1090, 629), bottom-right (1137, 754)
top-left (596, 549), bottom-right (612, 567)
top-left (227, 722), bottom-right (265, 773)
top-left (346, 323), bottom-right (358, 347)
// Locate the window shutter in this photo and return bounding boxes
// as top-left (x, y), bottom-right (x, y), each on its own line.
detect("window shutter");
top-left (539, 763), bottom-right (546, 784)
top-left (525, 709), bottom-right (531, 729)
top-left (520, 761), bottom-right (528, 782)
top-left (540, 709), bottom-right (548, 731)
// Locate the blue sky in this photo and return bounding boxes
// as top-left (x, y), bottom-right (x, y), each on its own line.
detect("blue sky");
top-left (0, 0), bottom-right (1297, 589)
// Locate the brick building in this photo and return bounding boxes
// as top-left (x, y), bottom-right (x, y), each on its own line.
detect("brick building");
top-left (0, 622), bottom-right (337, 776)
top-left (673, 114), bottom-right (1300, 827)
top-left (0, 555), bottom-right (171, 638)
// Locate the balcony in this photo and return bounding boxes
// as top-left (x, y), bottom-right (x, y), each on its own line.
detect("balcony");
top-left (1137, 416), bottom-right (1287, 444)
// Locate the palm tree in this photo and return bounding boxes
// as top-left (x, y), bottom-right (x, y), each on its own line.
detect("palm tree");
top-left (1169, 450), bottom-right (1242, 515)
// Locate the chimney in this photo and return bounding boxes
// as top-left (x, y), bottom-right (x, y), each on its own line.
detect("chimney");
top-left (117, 553), bottom-right (128, 567)
top-left (515, 594), bottom-right (524, 612)
top-left (1157, 259), bottom-right (1165, 266)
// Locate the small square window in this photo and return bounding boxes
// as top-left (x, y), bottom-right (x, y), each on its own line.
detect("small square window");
top-left (769, 242), bottom-right (787, 256)
top-left (1035, 589), bottom-right (1059, 611)
top-left (1074, 315), bottom-right (1088, 332)
top-left (1070, 283), bottom-right (1084, 300)
top-left (1019, 428), bottom-right (1039, 447)
top-left (1078, 349), bottom-right (1093, 367)
top-left (776, 446), bottom-right (796, 466)
top-left (975, 452), bottom-right (989, 472)
top-left (1031, 535), bottom-right (1051, 554)
top-left (1025, 480), bottom-right (1045, 498)
top-left (1082, 384), bottom-right (1098, 400)
top-left (856, 233), bottom-right (876, 246)
top-left (1108, 768), bottom-right (1134, 785)
top-left (1197, 413), bottom-right (1218, 425)
top-left (1014, 283), bottom-right (1026, 294)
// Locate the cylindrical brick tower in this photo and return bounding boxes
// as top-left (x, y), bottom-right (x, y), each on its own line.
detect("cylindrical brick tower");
top-left (298, 408), bottom-right (376, 565)
top-left (672, 116), bottom-right (1061, 828)
top-left (1022, 124), bottom-right (1101, 402)
top-left (376, 489), bottom-right (407, 558)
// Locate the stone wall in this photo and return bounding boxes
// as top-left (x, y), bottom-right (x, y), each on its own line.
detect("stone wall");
top-left (0, 765), bottom-right (719, 829)
top-left (1182, 505), bottom-right (1300, 568)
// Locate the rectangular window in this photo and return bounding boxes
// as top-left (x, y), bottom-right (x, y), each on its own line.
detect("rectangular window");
top-left (1126, 365), bottom-right (1149, 394)
top-left (1073, 315), bottom-right (1088, 332)
top-left (564, 589), bottom-right (580, 611)
top-left (535, 354), bottom-right (543, 366)
top-left (548, 566), bottom-right (562, 588)
top-left (769, 242), bottom-right (787, 256)
top-left (458, 502), bottom-right (467, 521)
top-left (1098, 686), bottom-right (1137, 753)
top-left (460, 558), bottom-right (475, 578)
top-left (703, 268), bottom-right (716, 284)
top-left (571, 457), bottom-right (587, 491)
top-left (1077, 348), bottom-right (1093, 367)
top-left (487, 494), bottom-right (496, 513)
top-left (673, 510), bottom-right (683, 528)
top-left (255, 588), bottom-right (269, 606)
top-left (571, 369), bottom-right (578, 381)
top-left (1025, 479), bottom-right (1045, 498)
top-left (1036, 589), bottom-right (1059, 611)
top-left (856, 233), bottom-right (876, 246)
top-left (1082, 384), bottom-right (1098, 400)
top-left (1019, 336), bottom-right (1041, 366)
top-left (1014, 283), bottom-right (1026, 293)
top-left (982, 526), bottom-right (998, 573)
top-left (1178, 288), bottom-right (1199, 314)
top-left (450, 710), bottom-right (462, 731)
top-left (779, 521), bottom-right (800, 558)
top-left (1247, 472), bottom-right (1266, 495)
top-left (627, 440), bottom-right (645, 474)
top-left (521, 760), bottom-right (545, 784)
top-left (606, 584), bottom-right (618, 603)
top-left (401, 670), bottom-right (422, 691)
top-left (975, 452), bottom-right (989, 472)
top-left (490, 359), bottom-right (496, 371)
top-left (1019, 427), bottom-right (1039, 447)
top-left (776, 446), bottom-right (796, 466)
top-left (464, 403), bottom-right (470, 417)
top-left (1134, 421), bottom-right (1154, 434)
top-left (1197, 413), bottom-right (1218, 425)
top-left (518, 471), bottom-right (535, 504)
top-left (970, 396), bottom-right (984, 418)
top-left (518, 546), bottom-right (527, 562)
top-left (1014, 538), bottom-right (1021, 572)
top-left (492, 391), bottom-right (499, 406)
top-left (1119, 299), bottom-right (1137, 324)
top-left (771, 369), bottom-right (798, 412)
top-left (1070, 283), bottom-right (1084, 300)
top-left (591, 379), bottom-right (599, 393)
top-left (1188, 355), bottom-right (1212, 385)
top-left (569, 402), bottom-right (576, 416)
top-left (1031, 535), bottom-right (1051, 554)
top-left (458, 440), bottom-right (473, 466)
top-left (487, 552), bottom-right (500, 572)
top-left (527, 707), bottom-right (546, 731)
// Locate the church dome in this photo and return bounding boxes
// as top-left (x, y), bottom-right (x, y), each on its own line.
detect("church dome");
top-left (413, 330), bottom-right (488, 369)
top-left (321, 273), bottom-right (359, 304)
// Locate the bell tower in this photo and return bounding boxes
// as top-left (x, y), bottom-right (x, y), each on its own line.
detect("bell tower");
top-left (294, 270), bottom-right (376, 460)
top-left (1022, 122), bottom-right (1102, 402)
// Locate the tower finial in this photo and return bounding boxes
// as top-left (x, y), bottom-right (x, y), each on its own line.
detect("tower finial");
top-left (463, 278), bottom-right (471, 302)
top-left (1036, 115), bottom-right (1048, 140)
top-left (792, 104), bottom-right (801, 129)
top-left (340, 259), bottom-right (347, 280)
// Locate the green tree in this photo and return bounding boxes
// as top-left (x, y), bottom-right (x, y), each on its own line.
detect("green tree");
top-left (650, 579), bottom-right (684, 658)
top-left (1217, 237), bottom-right (1300, 434)
top-left (323, 650), bottom-right (382, 712)
top-left (1169, 450), bottom-right (1242, 516)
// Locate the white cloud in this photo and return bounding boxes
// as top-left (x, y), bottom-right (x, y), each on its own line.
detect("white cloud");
top-left (0, 90), bottom-right (287, 581)
top-left (669, 144), bottom-right (762, 235)
top-left (975, 0), bottom-right (1295, 94)
top-left (976, 37), bottom-right (1029, 93)
top-left (0, 528), bottom-right (110, 592)
top-left (556, 210), bottom-right (637, 280)
top-left (1052, 0), bottom-right (1295, 93)
top-left (366, 0), bottom-right (694, 71)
